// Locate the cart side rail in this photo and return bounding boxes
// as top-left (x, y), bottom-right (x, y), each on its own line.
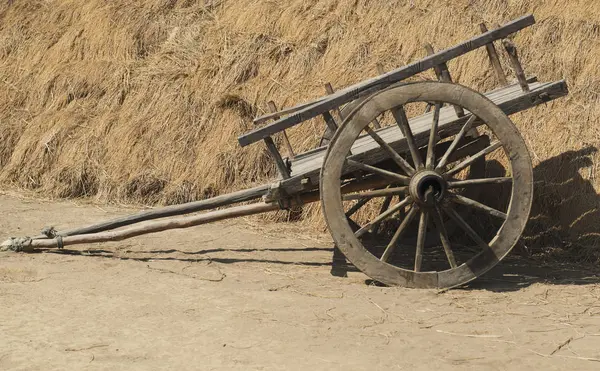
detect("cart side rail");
top-left (238, 14), bottom-right (535, 147)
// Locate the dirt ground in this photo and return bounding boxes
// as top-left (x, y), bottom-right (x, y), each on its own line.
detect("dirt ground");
top-left (1, 192), bottom-right (599, 371)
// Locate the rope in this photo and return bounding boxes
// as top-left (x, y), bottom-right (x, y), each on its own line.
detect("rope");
top-left (0, 237), bottom-right (33, 252)
top-left (41, 226), bottom-right (59, 239)
top-left (41, 226), bottom-right (64, 249)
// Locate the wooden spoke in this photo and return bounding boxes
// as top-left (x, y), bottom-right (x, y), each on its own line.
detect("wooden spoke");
top-left (380, 206), bottom-right (418, 262)
top-left (355, 197), bottom-right (413, 238)
top-left (345, 198), bottom-right (372, 217)
top-left (431, 206), bottom-right (457, 268)
top-left (347, 159), bottom-right (410, 184)
top-left (426, 103), bottom-right (442, 169)
top-left (343, 186), bottom-right (407, 201)
top-left (414, 209), bottom-right (429, 272)
top-left (390, 105), bottom-right (424, 169)
top-left (370, 195), bottom-right (394, 234)
top-left (364, 126), bottom-right (415, 175)
top-left (450, 194), bottom-right (507, 220)
top-left (443, 206), bottom-right (491, 251)
top-left (436, 115), bottom-right (478, 170)
top-left (448, 177), bottom-right (512, 188)
top-left (444, 141), bottom-right (502, 177)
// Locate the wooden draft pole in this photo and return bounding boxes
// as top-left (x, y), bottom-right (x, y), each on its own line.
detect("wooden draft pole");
top-left (32, 184), bottom-right (270, 239)
top-left (2, 202), bottom-right (280, 251)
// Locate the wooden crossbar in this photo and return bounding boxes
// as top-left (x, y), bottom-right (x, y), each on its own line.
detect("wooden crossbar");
top-left (240, 14), bottom-right (536, 147)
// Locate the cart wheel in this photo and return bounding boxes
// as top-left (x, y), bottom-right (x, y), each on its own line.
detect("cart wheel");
top-left (320, 82), bottom-right (533, 289)
top-left (323, 92), bottom-right (486, 246)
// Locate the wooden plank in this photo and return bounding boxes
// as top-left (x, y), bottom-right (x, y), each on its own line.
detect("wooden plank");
top-left (479, 23), bottom-right (508, 85)
top-left (254, 98), bottom-right (326, 125)
top-left (238, 15), bottom-right (536, 147)
top-left (281, 80), bottom-right (567, 194)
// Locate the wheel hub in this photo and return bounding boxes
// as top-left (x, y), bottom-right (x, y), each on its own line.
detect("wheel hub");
top-left (409, 170), bottom-right (447, 206)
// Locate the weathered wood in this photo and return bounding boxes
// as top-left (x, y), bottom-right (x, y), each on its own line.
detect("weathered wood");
top-left (346, 159), bottom-right (411, 184)
top-left (253, 99), bottom-right (326, 125)
top-left (448, 177), bottom-right (512, 188)
top-left (324, 83), bottom-right (344, 122)
top-left (445, 141), bottom-right (502, 177)
top-left (436, 115), bottom-right (478, 169)
top-left (424, 43), bottom-right (445, 80)
top-left (33, 184), bottom-right (270, 239)
top-left (343, 186), bottom-right (407, 201)
top-left (364, 127), bottom-right (415, 175)
top-left (380, 206), bottom-right (418, 262)
top-left (322, 111), bottom-right (338, 133)
top-left (450, 194), bottom-right (508, 219)
top-left (267, 101), bottom-right (295, 158)
top-left (432, 206), bottom-right (457, 268)
top-left (391, 105), bottom-right (424, 169)
top-left (426, 103), bottom-right (441, 169)
top-left (238, 15), bottom-right (536, 147)
top-left (355, 197), bottom-right (413, 238)
top-left (264, 136), bottom-right (291, 179)
top-left (414, 210), bottom-right (428, 272)
top-left (6, 202), bottom-right (280, 250)
top-left (479, 23), bottom-right (508, 85)
top-left (502, 39), bottom-right (530, 92)
top-left (320, 81), bottom-right (535, 288)
top-left (424, 43), bottom-right (465, 118)
top-left (283, 80), bottom-right (567, 196)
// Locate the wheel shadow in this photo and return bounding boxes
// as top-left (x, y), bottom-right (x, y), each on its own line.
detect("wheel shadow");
top-left (460, 145), bottom-right (600, 291)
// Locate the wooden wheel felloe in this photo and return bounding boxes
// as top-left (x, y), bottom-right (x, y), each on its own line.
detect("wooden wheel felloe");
top-left (320, 82), bottom-right (533, 289)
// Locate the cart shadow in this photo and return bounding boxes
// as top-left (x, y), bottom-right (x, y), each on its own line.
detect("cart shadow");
top-left (46, 246), bottom-right (334, 267)
top-left (456, 145), bottom-right (600, 292)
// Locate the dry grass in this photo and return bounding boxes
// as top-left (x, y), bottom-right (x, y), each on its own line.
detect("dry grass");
top-left (0, 0), bottom-right (598, 259)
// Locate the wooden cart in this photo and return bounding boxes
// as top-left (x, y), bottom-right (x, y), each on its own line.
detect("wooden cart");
top-left (2, 15), bottom-right (569, 289)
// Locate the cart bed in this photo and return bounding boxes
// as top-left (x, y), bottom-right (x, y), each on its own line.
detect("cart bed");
top-left (289, 80), bottom-right (567, 179)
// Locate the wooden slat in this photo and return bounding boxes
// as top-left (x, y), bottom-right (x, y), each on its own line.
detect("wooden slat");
top-left (267, 101), bottom-right (295, 158)
top-left (479, 23), bottom-right (508, 85)
top-left (264, 136), bottom-right (290, 179)
top-left (424, 43), bottom-right (465, 118)
top-left (238, 15), bottom-right (535, 147)
top-left (502, 39), bottom-right (530, 92)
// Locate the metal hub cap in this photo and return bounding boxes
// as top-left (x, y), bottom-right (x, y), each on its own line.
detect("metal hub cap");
top-left (409, 170), bottom-right (446, 206)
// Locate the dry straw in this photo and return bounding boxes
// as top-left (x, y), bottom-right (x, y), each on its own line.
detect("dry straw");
top-left (0, 0), bottom-right (598, 259)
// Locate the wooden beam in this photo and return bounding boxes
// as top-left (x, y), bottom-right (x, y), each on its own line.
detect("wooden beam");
top-left (238, 14), bottom-right (535, 147)
top-left (479, 23), bottom-right (508, 85)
